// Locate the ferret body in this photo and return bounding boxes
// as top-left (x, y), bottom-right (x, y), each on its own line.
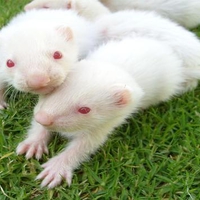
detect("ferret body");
top-left (25, 0), bottom-right (200, 28)
top-left (0, 9), bottom-right (100, 108)
top-left (17, 37), bottom-right (189, 188)
top-left (94, 10), bottom-right (200, 92)
top-left (100, 0), bottom-right (200, 29)
top-left (24, 0), bottom-right (200, 91)
top-left (1, 3), bottom-right (200, 110)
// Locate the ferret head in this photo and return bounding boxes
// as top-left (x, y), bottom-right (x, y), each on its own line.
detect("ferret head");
top-left (0, 23), bottom-right (78, 94)
top-left (34, 60), bottom-right (144, 134)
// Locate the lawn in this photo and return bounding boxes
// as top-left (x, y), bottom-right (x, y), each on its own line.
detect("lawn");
top-left (1, 0), bottom-right (200, 199)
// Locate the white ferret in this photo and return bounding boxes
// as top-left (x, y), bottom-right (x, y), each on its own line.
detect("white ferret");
top-left (23, 0), bottom-right (200, 91)
top-left (1, 6), bottom-right (200, 110)
top-left (25, 0), bottom-right (200, 29)
top-left (25, 0), bottom-right (200, 83)
top-left (17, 37), bottom-right (190, 188)
top-left (0, 9), bottom-right (101, 109)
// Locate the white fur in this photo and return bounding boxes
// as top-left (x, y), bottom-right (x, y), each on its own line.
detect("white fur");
top-left (0, 9), bottom-right (101, 107)
top-left (25, 0), bottom-right (110, 20)
top-left (17, 37), bottom-right (190, 188)
top-left (6, 9), bottom-right (100, 57)
top-left (100, 0), bottom-right (200, 29)
top-left (95, 10), bottom-right (200, 91)
top-left (21, 2), bottom-right (200, 93)
top-left (25, 0), bottom-right (200, 28)
top-left (1, 6), bottom-right (200, 109)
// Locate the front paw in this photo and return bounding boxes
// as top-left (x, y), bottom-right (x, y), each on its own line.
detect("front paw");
top-left (0, 101), bottom-right (7, 110)
top-left (0, 93), bottom-right (7, 110)
top-left (36, 155), bottom-right (73, 188)
top-left (16, 138), bottom-right (49, 160)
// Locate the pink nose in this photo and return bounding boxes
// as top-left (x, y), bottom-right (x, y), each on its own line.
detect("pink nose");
top-left (35, 111), bottom-right (53, 126)
top-left (27, 74), bottom-right (50, 89)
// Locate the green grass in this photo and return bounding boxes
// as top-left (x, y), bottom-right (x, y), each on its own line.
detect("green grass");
top-left (1, 0), bottom-right (200, 199)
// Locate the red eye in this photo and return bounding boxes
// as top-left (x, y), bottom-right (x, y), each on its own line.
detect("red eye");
top-left (6, 59), bottom-right (15, 68)
top-left (78, 107), bottom-right (91, 114)
top-left (53, 51), bottom-right (62, 59)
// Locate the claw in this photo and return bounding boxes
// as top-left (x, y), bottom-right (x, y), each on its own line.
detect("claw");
top-left (36, 155), bottom-right (73, 188)
top-left (16, 139), bottom-right (49, 160)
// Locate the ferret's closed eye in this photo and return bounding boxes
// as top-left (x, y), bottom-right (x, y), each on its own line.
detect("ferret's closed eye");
top-left (53, 51), bottom-right (62, 59)
top-left (78, 107), bottom-right (91, 114)
top-left (6, 59), bottom-right (15, 68)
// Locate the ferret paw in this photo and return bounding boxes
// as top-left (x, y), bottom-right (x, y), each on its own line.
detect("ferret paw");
top-left (36, 156), bottom-right (73, 188)
top-left (0, 101), bottom-right (7, 110)
top-left (0, 89), bottom-right (6, 110)
top-left (0, 96), bottom-right (7, 110)
top-left (16, 138), bottom-right (49, 160)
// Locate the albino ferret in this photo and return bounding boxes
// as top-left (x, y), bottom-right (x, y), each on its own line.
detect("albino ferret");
top-left (25, 0), bottom-right (200, 87)
top-left (25, 0), bottom-right (200, 29)
top-left (17, 37), bottom-right (191, 188)
top-left (0, 9), bottom-right (101, 109)
top-left (16, 1), bottom-right (200, 92)
top-left (1, 3), bottom-right (200, 109)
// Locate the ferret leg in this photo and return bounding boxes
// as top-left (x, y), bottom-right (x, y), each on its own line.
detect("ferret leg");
top-left (36, 131), bottom-right (108, 188)
top-left (16, 119), bottom-right (51, 160)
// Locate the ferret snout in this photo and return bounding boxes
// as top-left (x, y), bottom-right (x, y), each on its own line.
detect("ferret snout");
top-left (35, 111), bottom-right (54, 126)
top-left (27, 74), bottom-right (50, 89)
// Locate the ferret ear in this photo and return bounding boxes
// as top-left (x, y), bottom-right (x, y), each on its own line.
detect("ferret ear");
top-left (56, 26), bottom-right (73, 41)
top-left (110, 84), bottom-right (133, 107)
